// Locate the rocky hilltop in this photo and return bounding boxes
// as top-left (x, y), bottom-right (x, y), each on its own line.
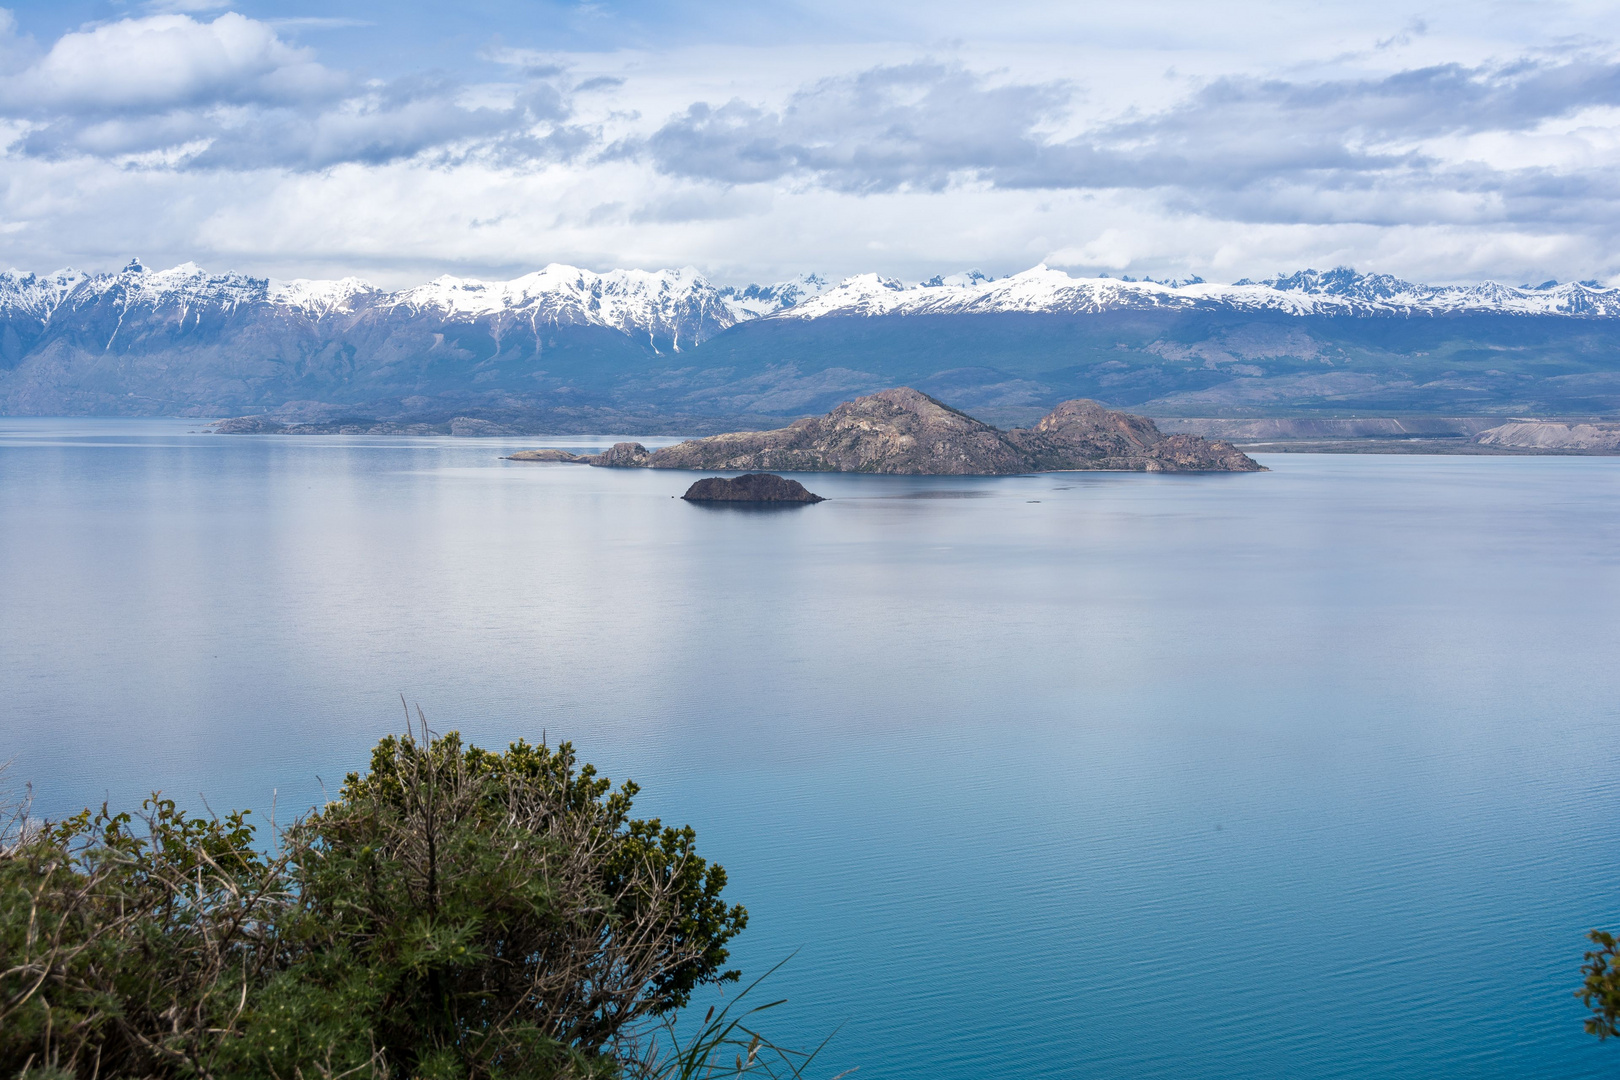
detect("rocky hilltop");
top-left (1005, 399), bottom-right (1259, 471)
top-left (545, 389), bottom-right (1260, 474)
top-left (647, 388), bottom-right (1028, 474)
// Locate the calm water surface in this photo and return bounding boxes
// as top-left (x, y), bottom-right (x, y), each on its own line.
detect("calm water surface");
top-left (3, 418), bottom-right (1619, 1079)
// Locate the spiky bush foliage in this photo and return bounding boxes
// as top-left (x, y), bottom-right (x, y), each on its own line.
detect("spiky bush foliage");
top-left (0, 722), bottom-right (751, 1080)
top-left (0, 794), bottom-right (285, 1077)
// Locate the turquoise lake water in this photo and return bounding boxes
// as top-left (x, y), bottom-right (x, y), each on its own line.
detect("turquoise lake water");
top-left (3, 418), bottom-right (1620, 1078)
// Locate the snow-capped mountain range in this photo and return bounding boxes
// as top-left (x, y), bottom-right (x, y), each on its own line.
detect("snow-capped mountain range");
top-left (4, 257), bottom-right (1620, 424)
top-left (3, 260), bottom-right (1619, 354)
top-left (0, 260), bottom-right (758, 351)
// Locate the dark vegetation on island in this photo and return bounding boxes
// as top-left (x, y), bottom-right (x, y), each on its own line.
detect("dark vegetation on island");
top-left (681, 475), bottom-right (825, 503)
top-left (505, 388), bottom-right (1261, 475)
top-left (0, 721), bottom-right (833, 1080)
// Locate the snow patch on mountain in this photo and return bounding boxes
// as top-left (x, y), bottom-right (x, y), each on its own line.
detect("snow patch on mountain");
top-left (87, 260), bottom-right (270, 309)
top-left (717, 273), bottom-right (829, 319)
top-left (269, 277), bottom-right (378, 316)
top-left (385, 264), bottom-right (750, 350)
top-left (0, 268), bottom-right (92, 322)
top-left (393, 265), bottom-right (695, 317)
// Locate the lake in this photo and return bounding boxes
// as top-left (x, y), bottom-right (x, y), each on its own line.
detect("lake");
top-left (3, 417), bottom-right (1619, 1079)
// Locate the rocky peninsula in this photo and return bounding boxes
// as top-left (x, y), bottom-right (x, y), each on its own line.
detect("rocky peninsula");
top-left (505, 447), bottom-right (579, 462)
top-left (512, 389), bottom-right (1260, 474)
top-left (1473, 421), bottom-right (1620, 452)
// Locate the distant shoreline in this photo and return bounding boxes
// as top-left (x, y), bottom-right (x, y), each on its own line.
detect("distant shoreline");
top-left (200, 412), bottom-right (1620, 456)
top-left (1231, 441), bottom-right (1620, 455)
top-left (1161, 416), bottom-right (1620, 455)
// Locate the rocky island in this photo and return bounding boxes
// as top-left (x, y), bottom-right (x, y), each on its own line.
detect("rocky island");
top-left (507, 388), bottom-right (1260, 474)
top-left (505, 447), bottom-right (580, 462)
top-left (682, 474), bottom-right (825, 503)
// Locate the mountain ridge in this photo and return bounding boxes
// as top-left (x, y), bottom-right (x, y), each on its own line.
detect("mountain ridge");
top-left (6, 258), bottom-right (1620, 423)
top-left (7, 260), bottom-right (1620, 339)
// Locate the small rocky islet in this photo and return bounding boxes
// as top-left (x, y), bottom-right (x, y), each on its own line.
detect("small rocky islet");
top-left (681, 474), bottom-right (825, 503)
top-left (504, 387), bottom-right (1262, 474)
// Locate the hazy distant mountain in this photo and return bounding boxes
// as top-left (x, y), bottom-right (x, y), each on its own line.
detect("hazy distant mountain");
top-left (3, 259), bottom-right (1620, 426)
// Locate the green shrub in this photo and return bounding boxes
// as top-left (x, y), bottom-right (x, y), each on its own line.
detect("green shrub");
top-left (1580, 930), bottom-right (1620, 1039)
top-left (1, 721), bottom-right (761, 1080)
top-left (0, 793), bottom-right (286, 1077)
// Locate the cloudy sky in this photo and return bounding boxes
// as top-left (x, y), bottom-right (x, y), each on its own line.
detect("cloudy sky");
top-left (0, 0), bottom-right (1618, 286)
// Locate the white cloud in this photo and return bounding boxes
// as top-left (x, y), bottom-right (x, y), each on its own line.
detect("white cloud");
top-left (0, 13), bottom-right (583, 170)
top-left (0, 147), bottom-right (1611, 291)
top-left (0, 13), bottom-right (343, 111)
top-left (0, 2), bottom-right (1619, 285)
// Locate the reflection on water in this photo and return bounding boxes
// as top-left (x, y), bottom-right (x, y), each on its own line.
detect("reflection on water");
top-left (3, 418), bottom-right (1620, 1079)
top-left (680, 500), bottom-right (821, 513)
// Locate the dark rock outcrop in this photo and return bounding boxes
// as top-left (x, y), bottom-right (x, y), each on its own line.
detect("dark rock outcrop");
top-left (682, 473), bottom-right (825, 503)
top-left (577, 441), bottom-right (652, 467)
top-left (625, 388), bottom-right (1260, 474)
